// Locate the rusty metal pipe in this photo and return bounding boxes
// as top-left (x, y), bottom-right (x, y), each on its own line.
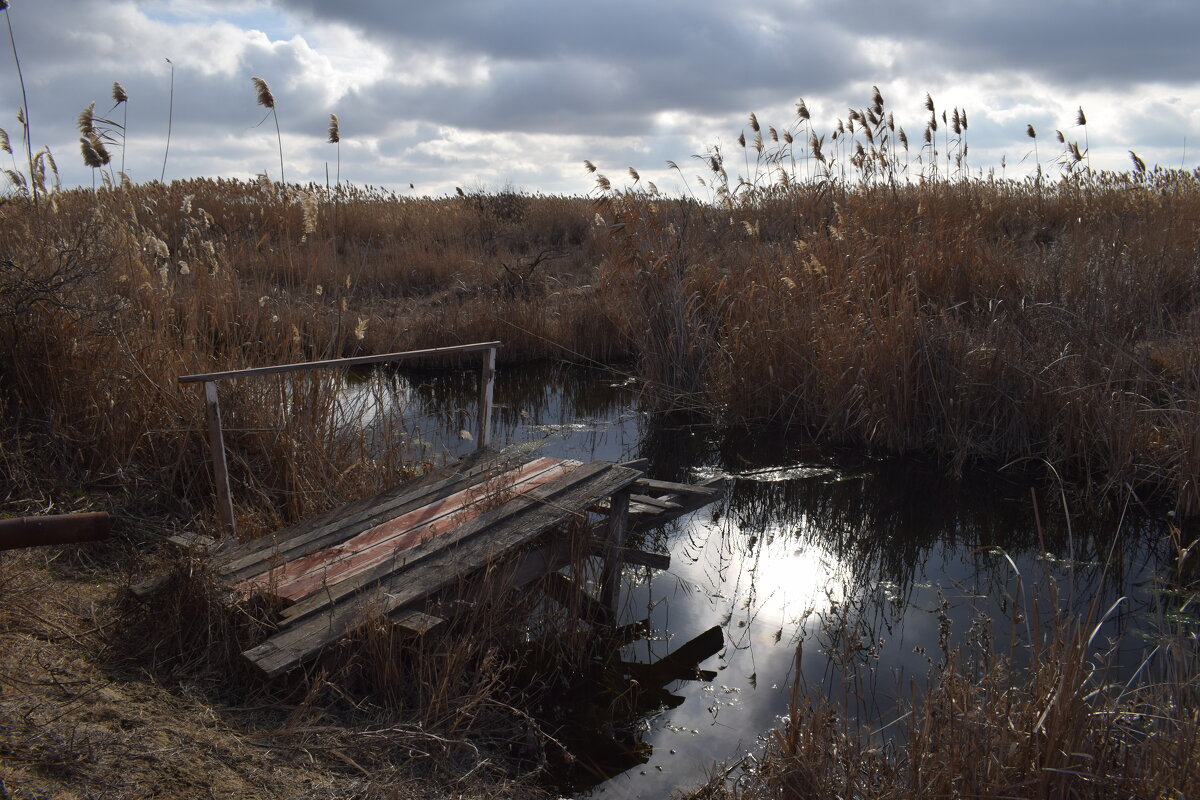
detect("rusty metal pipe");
top-left (0, 512), bottom-right (112, 551)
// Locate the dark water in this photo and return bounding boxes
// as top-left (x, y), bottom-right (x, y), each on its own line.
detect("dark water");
top-left (341, 362), bottom-right (1183, 799)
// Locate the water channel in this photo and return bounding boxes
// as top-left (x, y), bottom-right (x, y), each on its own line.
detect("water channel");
top-left (340, 361), bottom-right (1183, 799)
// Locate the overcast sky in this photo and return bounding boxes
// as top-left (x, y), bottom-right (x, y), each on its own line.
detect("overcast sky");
top-left (1, 0), bottom-right (1198, 196)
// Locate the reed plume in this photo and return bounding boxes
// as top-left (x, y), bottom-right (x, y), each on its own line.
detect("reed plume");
top-left (111, 81), bottom-right (128, 176)
top-left (252, 76), bottom-right (285, 184)
top-left (1027, 124), bottom-right (1041, 182)
top-left (327, 113), bottom-right (340, 187)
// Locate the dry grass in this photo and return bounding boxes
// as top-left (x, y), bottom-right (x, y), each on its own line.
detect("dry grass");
top-left (0, 181), bottom-right (624, 532)
top-left (2, 86), bottom-right (1199, 796)
top-left (592, 103), bottom-right (1200, 512)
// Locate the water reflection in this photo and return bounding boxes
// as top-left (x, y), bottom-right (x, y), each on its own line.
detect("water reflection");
top-left (339, 362), bottom-right (1178, 799)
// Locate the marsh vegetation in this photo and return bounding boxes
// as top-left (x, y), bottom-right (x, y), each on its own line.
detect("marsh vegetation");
top-left (1, 86), bottom-right (1198, 798)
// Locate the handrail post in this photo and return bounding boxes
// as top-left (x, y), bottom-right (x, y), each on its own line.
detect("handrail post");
top-left (477, 346), bottom-right (496, 449)
top-left (203, 380), bottom-right (237, 538)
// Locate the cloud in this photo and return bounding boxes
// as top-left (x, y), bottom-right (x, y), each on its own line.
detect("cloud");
top-left (0, 0), bottom-right (1195, 194)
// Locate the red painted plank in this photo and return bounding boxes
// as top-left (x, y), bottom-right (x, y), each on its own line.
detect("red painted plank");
top-left (266, 459), bottom-right (582, 601)
top-left (236, 456), bottom-right (564, 596)
top-left (237, 457), bottom-right (580, 600)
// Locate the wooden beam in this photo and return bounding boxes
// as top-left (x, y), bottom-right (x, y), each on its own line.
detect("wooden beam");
top-left (179, 341), bottom-right (502, 384)
top-left (599, 486), bottom-right (631, 613)
top-left (476, 346), bottom-right (495, 449)
top-left (0, 512), bottom-right (111, 551)
top-left (391, 610), bottom-right (444, 636)
top-left (203, 381), bottom-right (236, 538)
top-left (587, 540), bottom-right (670, 571)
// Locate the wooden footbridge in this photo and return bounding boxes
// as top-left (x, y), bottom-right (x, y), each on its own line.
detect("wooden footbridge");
top-left (142, 342), bottom-right (726, 678)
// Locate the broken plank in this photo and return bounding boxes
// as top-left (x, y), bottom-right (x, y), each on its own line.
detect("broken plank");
top-left (635, 477), bottom-right (724, 497)
top-left (628, 493), bottom-right (682, 511)
top-left (391, 610), bottom-right (444, 636)
top-left (620, 625), bottom-right (723, 687)
top-left (629, 478), bottom-right (728, 534)
top-left (245, 463), bottom-right (640, 678)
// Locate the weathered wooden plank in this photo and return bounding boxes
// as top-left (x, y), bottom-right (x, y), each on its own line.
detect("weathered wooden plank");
top-left (586, 541), bottom-right (671, 571)
top-left (179, 341), bottom-right (502, 384)
top-left (635, 477), bottom-right (724, 497)
top-left (628, 493), bottom-right (682, 511)
top-left (214, 451), bottom-right (508, 568)
top-left (247, 458), bottom-right (580, 601)
top-left (629, 477), bottom-right (729, 534)
top-left (213, 448), bottom-right (513, 568)
top-left (275, 460), bottom-right (614, 624)
top-left (628, 501), bottom-right (661, 517)
top-left (246, 463), bottom-right (640, 677)
top-left (216, 451), bottom-right (536, 582)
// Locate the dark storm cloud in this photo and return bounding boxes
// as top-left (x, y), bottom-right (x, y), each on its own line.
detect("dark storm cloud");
top-left (282, 0), bottom-right (1200, 95)
top-left (279, 0), bottom-right (870, 133)
top-left (823, 0), bottom-right (1200, 89)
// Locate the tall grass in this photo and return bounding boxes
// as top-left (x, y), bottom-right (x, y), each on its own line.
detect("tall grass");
top-left (0, 180), bottom-right (621, 531)
top-left (592, 94), bottom-right (1200, 513)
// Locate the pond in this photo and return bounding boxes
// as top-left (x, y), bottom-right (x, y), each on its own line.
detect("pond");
top-left (340, 361), bottom-right (1182, 799)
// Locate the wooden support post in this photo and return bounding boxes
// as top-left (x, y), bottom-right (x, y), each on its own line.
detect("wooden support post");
top-left (203, 380), bottom-right (237, 538)
top-left (599, 486), bottom-right (631, 615)
top-left (477, 346), bottom-right (496, 450)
